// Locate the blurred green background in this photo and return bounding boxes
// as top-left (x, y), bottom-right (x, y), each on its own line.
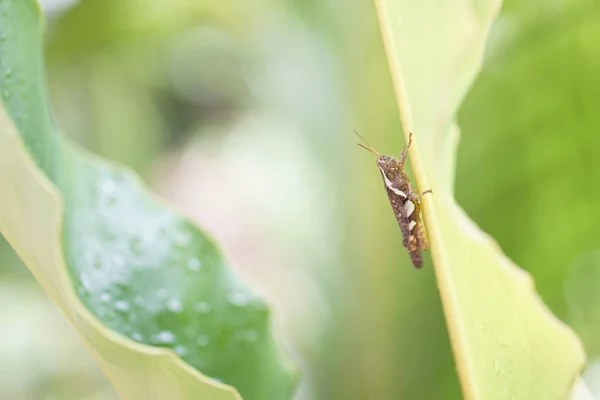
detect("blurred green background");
top-left (2, 0), bottom-right (600, 399)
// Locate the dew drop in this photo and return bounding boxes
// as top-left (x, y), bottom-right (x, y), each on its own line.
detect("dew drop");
top-left (134, 295), bottom-right (144, 306)
top-left (114, 300), bottom-right (130, 312)
top-left (196, 335), bottom-right (209, 347)
top-left (493, 361), bottom-right (501, 375)
top-left (4, 68), bottom-right (12, 78)
top-left (228, 291), bottom-right (250, 307)
top-left (81, 275), bottom-right (92, 290)
top-left (243, 329), bottom-right (258, 342)
top-left (186, 258), bottom-right (201, 272)
top-left (167, 298), bottom-right (183, 313)
top-left (153, 330), bottom-right (176, 344)
top-left (101, 179), bottom-right (117, 194)
top-left (100, 292), bottom-right (112, 303)
top-left (90, 270), bottom-right (109, 291)
top-left (156, 288), bottom-right (169, 299)
top-left (194, 302), bottom-right (212, 314)
top-left (99, 180), bottom-right (117, 206)
top-left (174, 345), bottom-right (188, 356)
top-left (112, 271), bottom-right (132, 287)
top-left (131, 332), bottom-right (144, 342)
top-left (173, 230), bottom-right (192, 247)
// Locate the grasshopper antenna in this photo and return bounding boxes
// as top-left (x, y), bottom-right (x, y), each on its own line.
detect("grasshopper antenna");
top-left (354, 130), bottom-right (380, 156)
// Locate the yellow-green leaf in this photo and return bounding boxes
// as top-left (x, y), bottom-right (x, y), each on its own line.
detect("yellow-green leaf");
top-left (373, 0), bottom-right (586, 398)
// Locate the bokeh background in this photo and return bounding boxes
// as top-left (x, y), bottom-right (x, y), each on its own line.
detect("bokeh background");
top-left (2, 0), bottom-right (600, 399)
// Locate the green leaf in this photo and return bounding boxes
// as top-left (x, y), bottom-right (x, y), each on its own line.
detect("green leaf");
top-left (456, 0), bottom-right (600, 318)
top-left (373, 0), bottom-right (585, 398)
top-left (565, 252), bottom-right (600, 399)
top-left (0, 1), bottom-right (297, 399)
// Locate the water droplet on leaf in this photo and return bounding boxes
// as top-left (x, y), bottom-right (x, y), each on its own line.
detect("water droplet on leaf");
top-left (131, 332), bottom-right (144, 342)
top-left (134, 295), bottom-right (144, 306)
top-left (81, 275), bottom-right (92, 290)
top-left (174, 345), bottom-right (188, 356)
top-left (167, 298), bottom-right (183, 313)
top-left (173, 230), bottom-right (192, 247)
top-left (493, 361), bottom-right (501, 375)
top-left (114, 300), bottom-right (130, 312)
top-left (228, 291), bottom-right (250, 307)
top-left (196, 335), bottom-right (209, 347)
top-left (152, 330), bottom-right (176, 344)
top-left (101, 179), bottom-right (116, 194)
top-left (100, 292), bottom-right (112, 303)
top-left (186, 258), bottom-right (201, 272)
top-left (243, 329), bottom-right (258, 342)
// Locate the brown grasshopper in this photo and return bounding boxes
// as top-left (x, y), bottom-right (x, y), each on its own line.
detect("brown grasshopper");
top-left (356, 131), bottom-right (431, 268)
